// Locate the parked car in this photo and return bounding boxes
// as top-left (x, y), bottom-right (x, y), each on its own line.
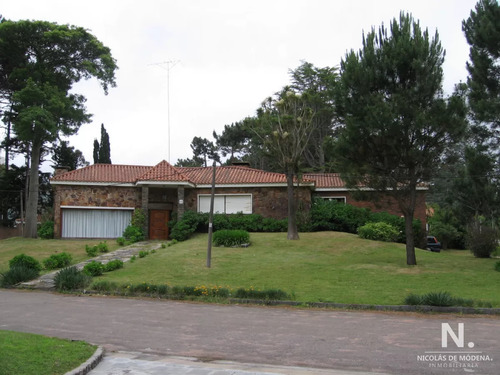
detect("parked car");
top-left (426, 236), bottom-right (442, 252)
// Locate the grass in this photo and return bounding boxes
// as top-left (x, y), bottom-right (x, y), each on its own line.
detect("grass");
top-left (92, 232), bottom-right (500, 307)
top-left (0, 238), bottom-right (120, 273)
top-left (0, 330), bottom-right (96, 375)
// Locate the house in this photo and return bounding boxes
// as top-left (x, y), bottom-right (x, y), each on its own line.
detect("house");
top-left (50, 160), bottom-right (427, 239)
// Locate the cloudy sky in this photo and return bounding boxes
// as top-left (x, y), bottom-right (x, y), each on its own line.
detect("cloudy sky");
top-left (3, 0), bottom-right (478, 169)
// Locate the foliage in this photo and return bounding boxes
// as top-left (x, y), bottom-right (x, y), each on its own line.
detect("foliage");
top-left (54, 266), bottom-right (92, 291)
top-left (233, 287), bottom-right (291, 300)
top-left (9, 253), bottom-right (41, 272)
top-left (116, 237), bottom-right (126, 246)
top-left (51, 140), bottom-right (88, 171)
top-left (85, 244), bottom-right (98, 257)
top-left (82, 261), bottom-right (104, 277)
top-left (169, 210), bottom-right (202, 241)
top-left (466, 221), bottom-right (499, 258)
top-left (104, 259), bottom-right (123, 272)
top-left (138, 250), bottom-right (148, 258)
top-left (37, 220), bottom-right (54, 239)
top-left (495, 261), bottom-right (500, 272)
top-left (404, 291), bottom-right (482, 307)
top-left (97, 242), bottom-right (109, 253)
top-left (357, 222), bottom-right (399, 242)
top-left (93, 124), bottom-right (112, 164)
top-left (0, 19), bottom-right (117, 238)
top-left (123, 225), bottom-right (145, 243)
top-left (42, 252), bottom-right (72, 270)
top-left (190, 136), bottom-right (218, 167)
top-left (0, 266), bottom-right (40, 287)
top-left (334, 12), bottom-right (466, 265)
top-left (213, 230), bottom-right (250, 247)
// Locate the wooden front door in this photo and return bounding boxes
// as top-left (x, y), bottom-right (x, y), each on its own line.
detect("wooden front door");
top-left (149, 210), bottom-right (169, 240)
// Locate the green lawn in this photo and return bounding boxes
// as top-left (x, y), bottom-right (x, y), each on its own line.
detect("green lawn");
top-left (93, 232), bottom-right (500, 306)
top-left (0, 238), bottom-right (120, 273)
top-left (0, 330), bottom-right (96, 375)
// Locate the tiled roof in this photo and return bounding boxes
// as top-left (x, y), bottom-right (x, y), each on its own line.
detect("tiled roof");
top-left (303, 173), bottom-right (345, 189)
top-left (51, 164), bottom-right (151, 183)
top-left (51, 162), bottom-right (329, 187)
top-left (137, 161), bottom-right (191, 182)
top-left (177, 166), bottom-right (311, 185)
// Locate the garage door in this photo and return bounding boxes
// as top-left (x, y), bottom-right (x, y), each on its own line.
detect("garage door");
top-left (61, 208), bottom-right (133, 238)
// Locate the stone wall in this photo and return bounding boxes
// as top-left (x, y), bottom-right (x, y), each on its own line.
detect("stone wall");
top-left (53, 185), bottom-right (141, 238)
top-left (184, 186), bottom-right (311, 219)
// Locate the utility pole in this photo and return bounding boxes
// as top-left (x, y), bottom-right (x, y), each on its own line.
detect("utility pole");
top-left (207, 160), bottom-right (216, 268)
top-left (149, 59), bottom-right (180, 162)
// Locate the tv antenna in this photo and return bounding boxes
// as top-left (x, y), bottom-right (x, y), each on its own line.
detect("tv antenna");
top-left (149, 59), bottom-right (180, 162)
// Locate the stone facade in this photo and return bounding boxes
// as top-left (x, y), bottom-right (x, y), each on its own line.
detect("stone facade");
top-left (184, 186), bottom-right (311, 219)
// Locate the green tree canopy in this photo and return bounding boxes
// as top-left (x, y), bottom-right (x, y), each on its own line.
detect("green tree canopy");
top-left (51, 140), bottom-right (88, 171)
top-left (93, 123), bottom-right (111, 164)
top-left (334, 12), bottom-right (466, 265)
top-left (0, 19), bottom-right (117, 237)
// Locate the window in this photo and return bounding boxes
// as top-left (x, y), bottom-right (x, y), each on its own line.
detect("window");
top-left (198, 194), bottom-right (252, 214)
top-left (321, 196), bottom-right (346, 204)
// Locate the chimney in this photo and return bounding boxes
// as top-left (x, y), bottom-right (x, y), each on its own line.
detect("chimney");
top-left (231, 161), bottom-right (251, 168)
top-left (54, 166), bottom-right (71, 176)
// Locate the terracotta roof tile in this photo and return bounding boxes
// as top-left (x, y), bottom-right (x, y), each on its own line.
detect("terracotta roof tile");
top-left (137, 160), bottom-right (190, 182)
top-left (51, 164), bottom-right (151, 183)
top-left (303, 173), bottom-right (345, 189)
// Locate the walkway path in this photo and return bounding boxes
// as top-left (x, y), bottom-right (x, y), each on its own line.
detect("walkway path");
top-left (19, 241), bottom-right (162, 289)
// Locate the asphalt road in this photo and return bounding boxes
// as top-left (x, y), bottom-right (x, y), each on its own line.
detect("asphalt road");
top-left (0, 290), bottom-right (499, 374)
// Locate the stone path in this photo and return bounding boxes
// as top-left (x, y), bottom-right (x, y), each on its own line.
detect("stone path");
top-left (19, 241), bottom-right (163, 290)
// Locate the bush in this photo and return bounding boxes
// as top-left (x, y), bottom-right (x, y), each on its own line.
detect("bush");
top-left (467, 223), bottom-right (498, 258)
top-left (233, 287), bottom-right (291, 300)
top-left (85, 245), bottom-right (98, 257)
top-left (104, 259), bottom-right (124, 272)
top-left (1, 266), bottom-right (40, 287)
top-left (261, 217), bottom-right (287, 232)
top-left (495, 261), bottom-right (500, 272)
top-left (97, 242), bottom-right (109, 253)
top-left (43, 252), bottom-right (72, 270)
top-left (116, 237), bottom-right (126, 246)
top-left (138, 250), bottom-right (148, 258)
top-left (91, 280), bottom-right (119, 292)
top-left (404, 291), bottom-right (477, 307)
top-left (213, 230), bottom-right (250, 247)
top-left (123, 225), bottom-right (145, 243)
top-left (9, 254), bottom-right (41, 272)
top-left (82, 261), bottom-right (104, 277)
top-left (357, 222), bottom-right (399, 242)
top-left (170, 220), bottom-right (197, 241)
top-left (310, 199), bottom-right (370, 233)
top-left (54, 266), bottom-right (92, 291)
top-left (37, 220), bottom-right (54, 239)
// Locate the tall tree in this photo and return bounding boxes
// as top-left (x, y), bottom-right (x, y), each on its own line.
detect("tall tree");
top-left (334, 13), bottom-right (466, 265)
top-left (190, 136), bottom-right (217, 167)
top-left (463, 0), bottom-right (500, 132)
top-left (93, 124), bottom-right (111, 164)
top-left (0, 19), bottom-right (117, 237)
top-left (51, 140), bottom-right (88, 171)
top-left (93, 139), bottom-right (100, 164)
top-left (252, 88), bottom-right (315, 240)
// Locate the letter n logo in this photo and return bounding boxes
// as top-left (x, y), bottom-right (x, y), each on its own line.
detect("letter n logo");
top-left (441, 323), bottom-right (464, 348)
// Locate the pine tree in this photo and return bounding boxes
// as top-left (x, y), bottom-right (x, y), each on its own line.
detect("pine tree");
top-left (98, 124), bottom-right (111, 164)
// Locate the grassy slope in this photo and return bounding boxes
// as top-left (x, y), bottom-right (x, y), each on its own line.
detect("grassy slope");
top-left (0, 330), bottom-right (96, 375)
top-left (0, 238), bottom-right (120, 272)
top-left (94, 232), bottom-right (500, 306)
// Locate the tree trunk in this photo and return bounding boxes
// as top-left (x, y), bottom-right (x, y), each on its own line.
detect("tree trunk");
top-left (286, 170), bottom-right (299, 240)
top-left (403, 185), bottom-right (418, 266)
top-left (24, 139), bottom-right (41, 238)
top-left (5, 119), bottom-right (11, 171)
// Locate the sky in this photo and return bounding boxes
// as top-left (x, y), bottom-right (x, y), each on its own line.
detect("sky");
top-left (2, 0), bottom-right (479, 170)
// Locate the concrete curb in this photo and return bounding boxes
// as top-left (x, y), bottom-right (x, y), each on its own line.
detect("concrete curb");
top-left (64, 346), bottom-right (104, 375)
top-left (228, 298), bottom-right (500, 315)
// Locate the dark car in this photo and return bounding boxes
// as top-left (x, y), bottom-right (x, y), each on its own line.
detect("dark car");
top-left (426, 236), bottom-right (442, 252)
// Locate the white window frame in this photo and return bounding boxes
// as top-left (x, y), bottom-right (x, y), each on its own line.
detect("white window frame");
top-left (197, 194), bottom-right (253, 214)
top-left (321, 196), bottom-right (347, 204)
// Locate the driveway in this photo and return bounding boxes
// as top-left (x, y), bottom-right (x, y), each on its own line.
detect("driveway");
top-left (0, 290), bottom-right (499, 374)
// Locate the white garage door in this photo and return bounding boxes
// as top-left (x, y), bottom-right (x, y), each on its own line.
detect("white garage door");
top-left (62, 208), bottom-right (133, 238)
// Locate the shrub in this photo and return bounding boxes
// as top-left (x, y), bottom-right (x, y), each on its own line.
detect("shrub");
top-left (91, 280), bottom-right (119, 292)
top-left (1, 266), bottom-right (40, 287)
top-left (43, 252), bottom-right (72, 270)
top-left (116, 237), bottom-right (126, 246)
top-left (82, 261), bottom-right (104, 277)
top-left (261, 217), bottom-right (287, 232)
top-left (404, 293), bottom-right (423, 305)
top-left (170, 220), bottom-right (196, 241)
top-left (37, 220), bottom-right (54, 239)
top-left (310, 199), bottom-right (370, 233)
top-left (495, 261), bottom-right (500, 272)
top-left (85, 245), bottom-right (98, 257)
top-left (54, 266), bottom-right (92, 291)
top-left (404, 291), bottom-right (478, 307)
top-left (123, 225), bottom-right (145, 243)
top-left (138, 250), bottom-right (148, 258)
top-left (9, 254), bottom-right (41, 272)
top-left (233, 287), bottom-right (291, 300)
top-left (357, 222), bottom-right (399, 242)
top-left (97, 242), bottom-right (109, 253)
top-left (213, 230), bottom-right (250, 247)
top-left (467, 223), bottom-right (498, 258)
top-left (104, 259), bottom-right (124, 272)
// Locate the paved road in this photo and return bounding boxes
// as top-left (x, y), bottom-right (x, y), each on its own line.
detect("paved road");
top-left (0, 290), bottom-right (499, 374)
